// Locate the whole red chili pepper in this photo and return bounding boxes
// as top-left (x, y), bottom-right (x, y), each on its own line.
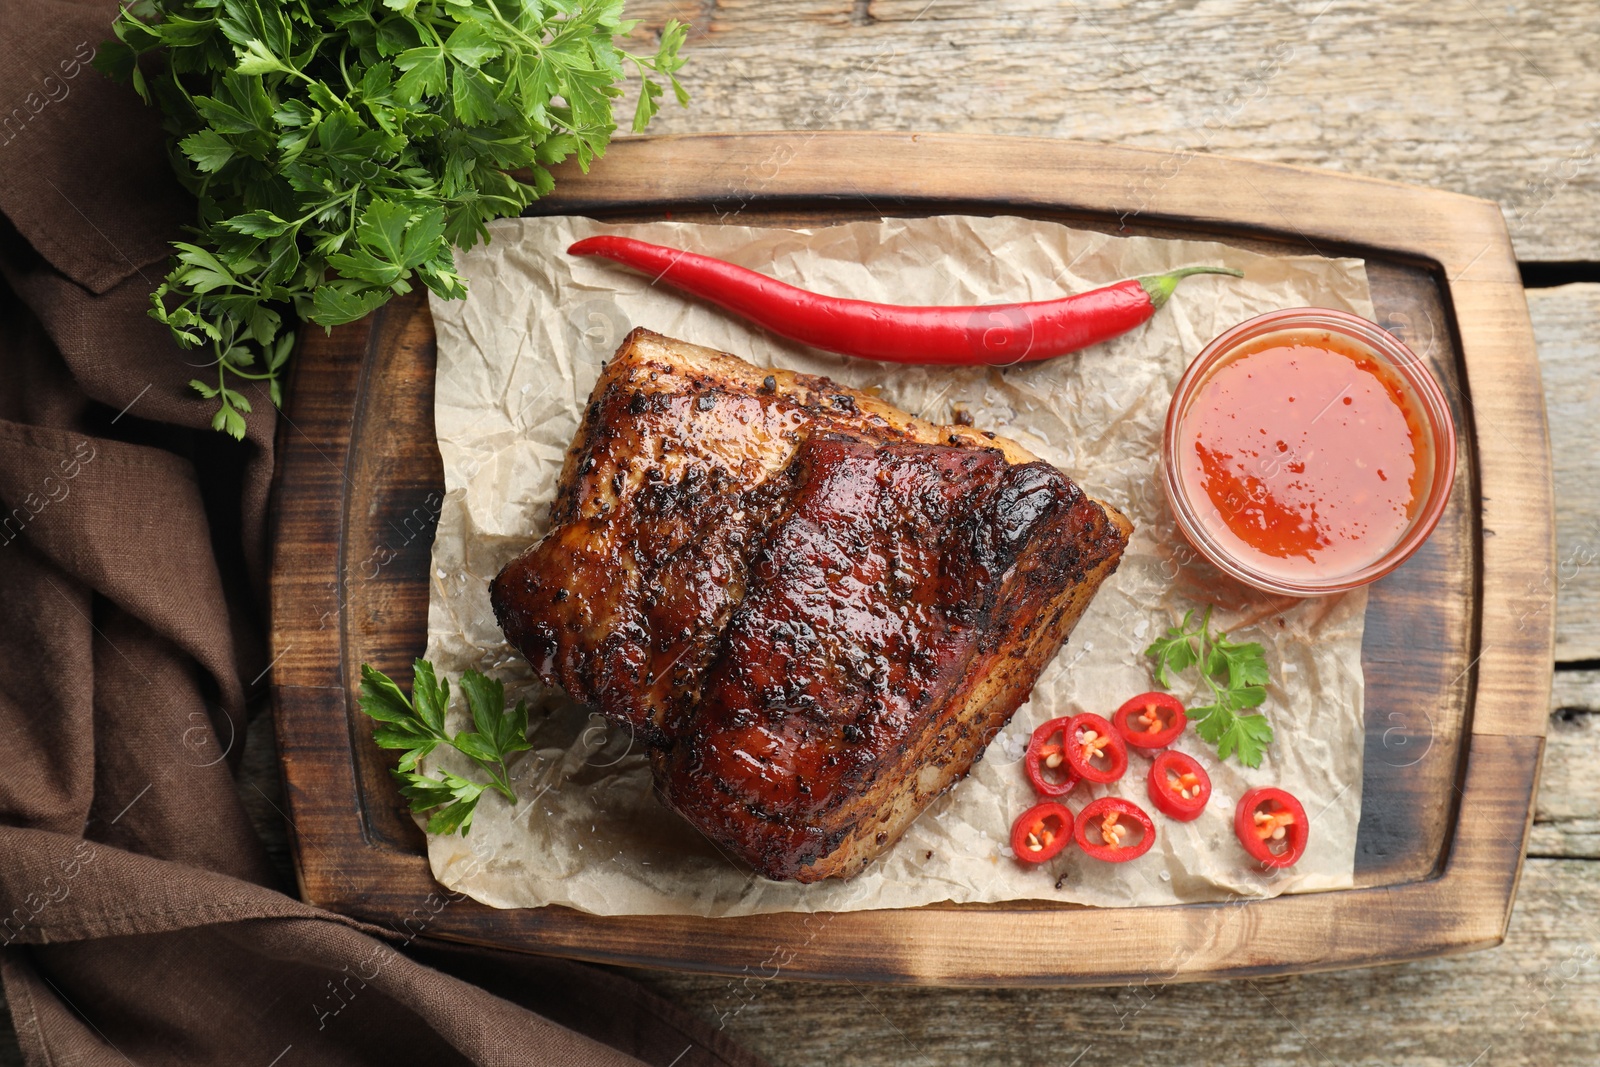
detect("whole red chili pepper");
top-left (567, 235), bottom-right (1243, 365)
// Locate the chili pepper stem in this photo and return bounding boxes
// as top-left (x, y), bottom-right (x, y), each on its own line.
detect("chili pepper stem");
top-left (1138, 266), bottom-right (1246, 310)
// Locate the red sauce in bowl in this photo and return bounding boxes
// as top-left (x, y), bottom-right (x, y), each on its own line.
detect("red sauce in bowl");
top-left (1164, 308), bottom-right (1456, 597)
top-left (1177, 332), bottom-right (1427, 584)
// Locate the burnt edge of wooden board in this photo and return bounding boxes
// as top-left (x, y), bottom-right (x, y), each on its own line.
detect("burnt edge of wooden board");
top-left (267, 135), bottom-right (1553, 983)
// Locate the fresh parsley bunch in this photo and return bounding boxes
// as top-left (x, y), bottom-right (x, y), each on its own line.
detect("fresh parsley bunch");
top-left (359, 660), bottom-right (533, 835)
top-left (1145, 606), bottom-right (1275, 767)
top-left (98, 0), bottom-right (688, 437)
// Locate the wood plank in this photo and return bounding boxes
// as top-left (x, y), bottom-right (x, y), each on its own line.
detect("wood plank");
top-left (337, 299), bottom-right (440, 856)
top-left (1527, 284), bottom-right (1600, 663)
top-left (266, 292), bottom-right (370, 690)
top-left (265, 298), bottom-right (395, 901)
top-left (620, 856), bottom-right (1600, 1067)
top-left (619, 0), bottom-right (1600, 262)
top-left (1533, 671), bottom-right (1600, 859)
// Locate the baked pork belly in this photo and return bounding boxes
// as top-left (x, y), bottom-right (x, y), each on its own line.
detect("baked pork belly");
top-left (491, 328), bottom-right (1131, 881)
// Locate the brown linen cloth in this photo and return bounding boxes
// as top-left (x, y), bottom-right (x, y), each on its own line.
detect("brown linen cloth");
top-left (0, 3), bottom-right (765, 1064)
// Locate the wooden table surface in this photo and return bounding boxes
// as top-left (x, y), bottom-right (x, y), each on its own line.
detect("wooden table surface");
top-left (6, 3), bottom-right (1595, 1064)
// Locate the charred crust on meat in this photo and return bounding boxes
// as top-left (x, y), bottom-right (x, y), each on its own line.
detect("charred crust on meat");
top-left (490, 328), bottom-right (1131, 883)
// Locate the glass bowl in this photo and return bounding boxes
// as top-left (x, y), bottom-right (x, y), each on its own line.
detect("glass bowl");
top-left (1161, 307), bottom-right (1458, 597)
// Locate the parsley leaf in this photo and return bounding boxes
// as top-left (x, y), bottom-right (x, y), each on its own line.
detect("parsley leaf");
top-left (99, 0), bottom-right (692, 438)
top-left (1144, 605), bottom-right (1276, 767)
top-left (1209, 631), bottom-right (1271, 692)
top-left (358, 660), bottom-right (533, 835)
top-left (1145, 608), bottom-right (1202, 688)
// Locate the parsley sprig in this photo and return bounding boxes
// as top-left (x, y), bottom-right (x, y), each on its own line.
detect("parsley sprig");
top-left (98, 0), bottom-right (689, 438)
top-left (1145, 606), bottom-right (1275, 767)
top-left (358, 659), bottom-right (533, 835)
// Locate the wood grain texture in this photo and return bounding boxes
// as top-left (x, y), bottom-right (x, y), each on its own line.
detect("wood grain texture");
top-left (619, 856), bottom-right (1600, 1067)
top-left (1534, 671), bottom-right (1600, 860)
top-left (1527, 284), bottom-right (1600, 664)
top-left (268, 135), bottom-right (1553, 983)
top-left (618, 0), bottom-right (1600, 261)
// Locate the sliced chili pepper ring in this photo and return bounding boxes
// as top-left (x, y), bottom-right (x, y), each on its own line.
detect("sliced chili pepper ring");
top-left (1011, 801), bottom-right (1075, 864)
top-left (1024, 716), bottom-right (1081, 797)
top-left (1147, 750), bottom-right (1211, 821)
top-left (1061, 712), bottom-right (1128, 785)
top-left (1113, 692), bottom-right (1188, 750)
top-left (1073, 797), bottom-right (1155, 863)
top-left (1234, 787), bottom-right (1309, 868)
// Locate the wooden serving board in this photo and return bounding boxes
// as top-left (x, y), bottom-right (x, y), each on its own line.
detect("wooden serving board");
top-left (268, 133), bottom-right (1553, 985)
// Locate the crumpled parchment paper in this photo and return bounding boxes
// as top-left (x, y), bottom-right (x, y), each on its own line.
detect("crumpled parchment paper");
top-left (421, 213), bottom-right (1372, 916)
